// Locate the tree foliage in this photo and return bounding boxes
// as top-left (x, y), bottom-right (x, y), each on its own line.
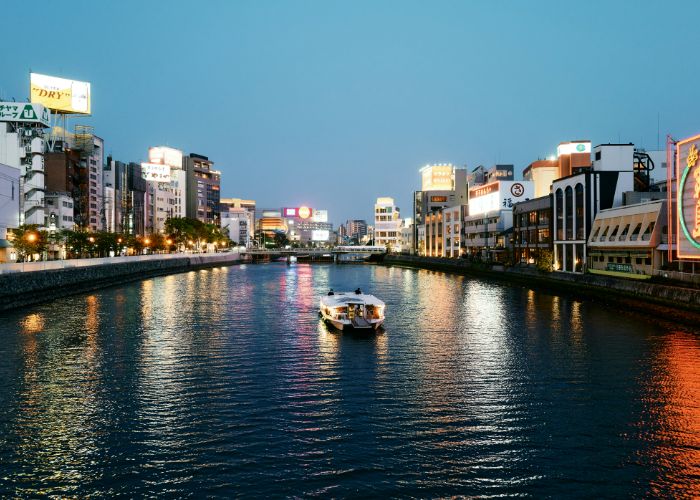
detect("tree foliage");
top-left (9, 225), bottom-right (48, 262)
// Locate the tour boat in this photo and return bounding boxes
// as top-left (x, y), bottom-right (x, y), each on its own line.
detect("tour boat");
top-left (319, 290), bottom-right (385, 331)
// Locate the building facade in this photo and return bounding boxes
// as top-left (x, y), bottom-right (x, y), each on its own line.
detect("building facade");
top-left (512, 195), bottom-right (552, 265)
top-left (443, 205), bottom-right (467, 258)
top-left (463, 180), bottom-right (534, 261)
top-left (374, 197), bottom-right (402, 250)
top-left (44, 191), bottom-right (74, 230)
top-left (185, 153), bottom-right (220, 225)
top-left (413, 164), bottom-right (467, 254)
top-left (552, 144), bottom-right (634, 273)
top-left (587, 200), bottom-right (666, 277)
top-left (0, 102), bottom-right (51, 227)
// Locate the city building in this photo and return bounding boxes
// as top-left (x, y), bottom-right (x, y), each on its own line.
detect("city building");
top-left (256, 209), bottom-right (286, 246)
top-left (399, 218), bottom-right (414, 254)
top-left (104, 159), bottom-right (147, 235)
top-left (149, 146), bottom-right (187, 219)
top-left (512, 195), bottom-right (552, 265)
top-left (346, 219), bottom-right (368, 242)
top-left (220, 198), bottom-right (256, 245)
top-left (587, 200), bottom-right (666, 277)
top-left (425, 210), bottom-right (443, 257)
top-left (442, 205), bottom-right (467, 258)
top-left (463, 179), bottom-right (534, 261)
top-left (220, 208), bottom-right (250, 247)
top-left (145, 180), bottom-right (173, 234)
top-left (185, 153), bottom-right (220, 225)
top-left (45, 147), bottom-right (88, 228)
top-left (0, 102), bottom-right (51, 228)
top-left (555, 140), bottom-right (592, 178)
top-left (282, 207), bottom-right (333, 245)
top-left (552, 144), bottom-right (635, 273)
top-left (523, 159), bottom-right (558, 198)
top-left (413, 163), bottom-right (467, 254)
top-left (0, 161), bottom-right (20, 259)
top-left (44, 191), bottom-right (74, 231)
top-left (374, 197), bottom-right (402, 250)
top-left (81, 131), bottom-right (105, 231)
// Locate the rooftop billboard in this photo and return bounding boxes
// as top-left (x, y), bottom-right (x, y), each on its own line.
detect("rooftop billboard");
top-left (148, 146), bottom-right (183, 168)
top-left (30, 73), bottom-right (91, 115)
top-left (421, 164), bottom-right (454, 191)
top-left (141, 162), bottom-right (171, 183)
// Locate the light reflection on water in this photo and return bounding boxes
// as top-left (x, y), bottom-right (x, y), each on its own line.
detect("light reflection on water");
top-left (0, 263), bottom-right (698, 497)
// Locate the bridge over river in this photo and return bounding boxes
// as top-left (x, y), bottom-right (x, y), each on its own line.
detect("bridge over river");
top-left (242, 246), bottom-right (386, 262)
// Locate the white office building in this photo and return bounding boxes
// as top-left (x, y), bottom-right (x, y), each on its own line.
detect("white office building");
top-left (374, 197), bottom-right (402, 250)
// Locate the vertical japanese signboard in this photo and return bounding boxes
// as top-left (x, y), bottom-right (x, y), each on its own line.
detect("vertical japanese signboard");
top-left (676, 134), bottom-right (700, 259)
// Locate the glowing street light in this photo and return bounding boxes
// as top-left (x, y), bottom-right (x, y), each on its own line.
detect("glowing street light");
top-left (26, 232), bottom-right (37, 243)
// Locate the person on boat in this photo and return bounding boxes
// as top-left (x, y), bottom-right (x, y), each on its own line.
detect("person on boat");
top-left (354, 288), bottom-right (362, 295)
top-left (328, 289), bottom-right (335, 296)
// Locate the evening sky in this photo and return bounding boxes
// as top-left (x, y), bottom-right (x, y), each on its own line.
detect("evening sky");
top-left (1, 0), bottom-right (698, 224)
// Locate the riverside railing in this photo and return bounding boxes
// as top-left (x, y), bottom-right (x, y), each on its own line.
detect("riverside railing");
top-left (0, 250), bottom-right (241, 275)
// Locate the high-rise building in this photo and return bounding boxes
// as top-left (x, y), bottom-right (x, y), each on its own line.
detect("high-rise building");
top-left (104, 158), bottom-right (147, 235)
top-left (185, 153), bottom-right (220, 225)
top-left (345, 219), bottom-right (368, 241)
top-left (149, 146), bottom-right (186, 218)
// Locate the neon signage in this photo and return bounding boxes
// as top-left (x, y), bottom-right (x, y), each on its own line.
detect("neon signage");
top-left (676, 136), bottom-right (700, 259)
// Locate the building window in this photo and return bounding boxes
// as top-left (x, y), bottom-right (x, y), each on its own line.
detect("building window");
top-left (556, 189), bottom-right (563, 240)
top-left (575, 183), bottom-right (584, 240)
top-left (609, 225), bottom-right (619, 241)
top-left (565, 186), bottom-right (573, 240)
top-left (619, 224), bottom-right (630, 241)
top-left (630, 223), bottom-right (643, 241)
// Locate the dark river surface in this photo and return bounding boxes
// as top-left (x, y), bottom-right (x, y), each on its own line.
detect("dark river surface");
top-left (0, 263), bottom-right (698, 498)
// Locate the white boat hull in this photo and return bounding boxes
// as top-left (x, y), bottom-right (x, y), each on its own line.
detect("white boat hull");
top-left (322, 315), bottom-right (384, 331)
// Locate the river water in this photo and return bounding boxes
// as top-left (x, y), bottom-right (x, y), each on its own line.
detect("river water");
top-left (0, 263), bottom-right (698, 497)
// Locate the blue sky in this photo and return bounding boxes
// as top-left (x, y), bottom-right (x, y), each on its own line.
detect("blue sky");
top-left (2, 0), bottom-right (699, 224)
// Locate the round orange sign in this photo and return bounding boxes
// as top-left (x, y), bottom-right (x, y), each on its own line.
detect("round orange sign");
top-left (298, 206), bottom-right (311, 219)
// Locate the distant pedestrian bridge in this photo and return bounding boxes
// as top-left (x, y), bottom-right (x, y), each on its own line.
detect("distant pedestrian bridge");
top-left (242, 246), bottom-right (386, 262)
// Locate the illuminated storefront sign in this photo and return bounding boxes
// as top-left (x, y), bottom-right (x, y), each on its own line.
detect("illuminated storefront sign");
top-left (676, 135), bottom-right (700, 259)
top-left (30, 73), bottom-right (91, 114)
top-left (469, 182), bottom-right (499, 199)
top-left (282, 206), bottom-right (314, 219)
top-left (430, 196), bottom-right (448, 203)
top-left (420, 164), bottom-right (454, 191)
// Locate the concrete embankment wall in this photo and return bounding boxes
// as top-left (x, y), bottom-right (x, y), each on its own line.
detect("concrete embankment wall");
top-left (384, 255), bottom-right (700, 322)
top-left (0, 253), bottom-right (242, 313)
